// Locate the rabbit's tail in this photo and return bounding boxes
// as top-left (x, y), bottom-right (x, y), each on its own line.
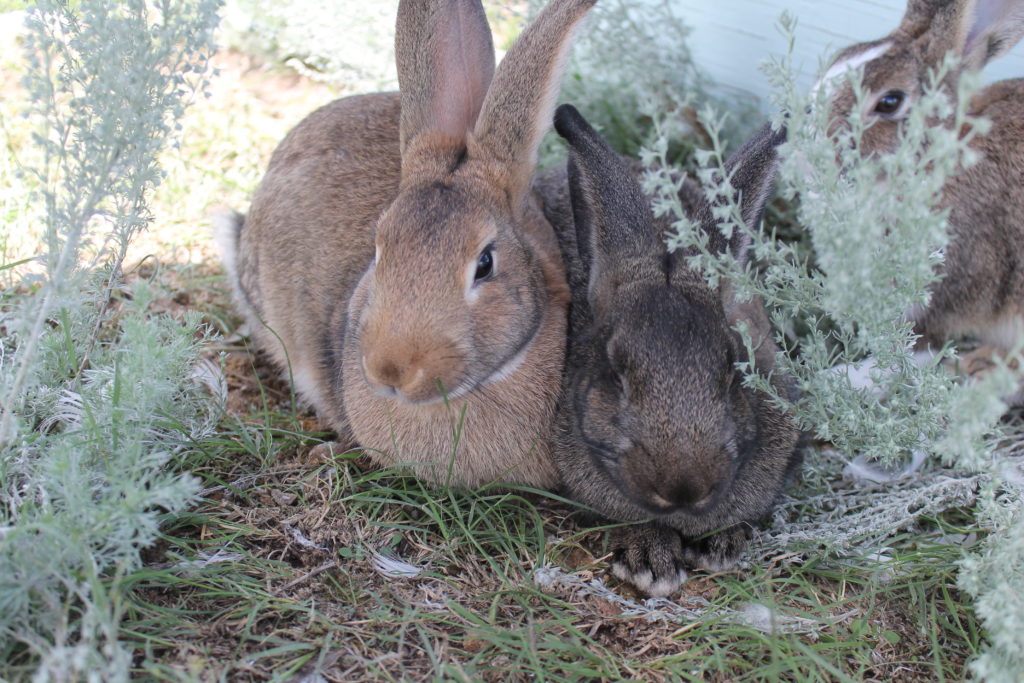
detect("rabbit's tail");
top-left (213, 209), bottom-right (261, 324)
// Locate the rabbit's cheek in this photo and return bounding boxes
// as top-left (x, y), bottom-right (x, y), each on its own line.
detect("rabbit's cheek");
top-left (348, 266), bottom-right (376, 325)
top-left (577, 384), bottom-right (631, 452)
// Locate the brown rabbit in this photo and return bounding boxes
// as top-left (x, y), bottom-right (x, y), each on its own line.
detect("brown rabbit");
top-left (217, 0), bottom-right (597, 487)
top-left (819, 0), bottom-right (1024, 383)
top-left (548, 104), bottom-right (802, 597)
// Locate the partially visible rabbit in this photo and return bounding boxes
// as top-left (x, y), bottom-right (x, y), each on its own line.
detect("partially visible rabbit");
top-left (217, 0), bottom-right (597, 487)
top-left (549, 104), bottom-right (801, 597)
top-left (819, 0), bottom-right (1024, 390)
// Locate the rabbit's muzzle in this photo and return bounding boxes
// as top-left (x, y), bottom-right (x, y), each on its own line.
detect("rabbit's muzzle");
top-left (617, 441), bottom-right (732, 517)
top-left (361, 335), bottom-right (465, 405)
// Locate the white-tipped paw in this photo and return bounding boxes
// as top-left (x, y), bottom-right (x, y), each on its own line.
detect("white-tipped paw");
top-left (610, 523), bottom-right (689, 598)
top-left (611, 562), bottom-right (687, 598)
top-left (610, 523), bottom-right (751, 597)
top-left (678, 524), bottom-right (750, 572)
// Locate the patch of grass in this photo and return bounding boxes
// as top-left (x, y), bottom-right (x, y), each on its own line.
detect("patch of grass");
top-left (112, 353), bottom-right (985, 679)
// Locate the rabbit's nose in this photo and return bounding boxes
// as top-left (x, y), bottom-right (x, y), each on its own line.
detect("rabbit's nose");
top-left (361, 338), bottom-right (464, 404)
top-left (637, 477), bottom-right (715, 513)
top-left (364, 354), bottom-right (402, 392)
top-left (363, 351), bottom-right (417, 399)
top-left (362, 356), bottom-right (397, 397)
top-left (661, 477), bottom-right (716, 510)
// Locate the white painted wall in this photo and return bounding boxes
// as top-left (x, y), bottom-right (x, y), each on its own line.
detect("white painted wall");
top-left (668, 0), bottom-right (1024, 109)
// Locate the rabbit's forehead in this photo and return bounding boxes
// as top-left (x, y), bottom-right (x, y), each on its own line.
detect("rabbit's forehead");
top-left (605, 295), bottom-right (730, 371)
top-left (859, 49), bottom-right (922, 93)
top-left (376, 182), bottom-right (501, 250)
top-left (597, 329), bottom-right (730, 422)
top-left (820, 41), bottom-right (895, 93)
top-left (608, 329), bottom-right (728, 379)
top-left (820, 42), bottom-right (920, 103)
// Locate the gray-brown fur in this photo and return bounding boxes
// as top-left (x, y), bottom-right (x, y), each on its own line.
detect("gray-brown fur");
top-left (822, 0), bottom-right (1024, 389)
top-left (218, 0), bottom-right (596, 488)
top-left (549, 104), bottom-right (801, 597)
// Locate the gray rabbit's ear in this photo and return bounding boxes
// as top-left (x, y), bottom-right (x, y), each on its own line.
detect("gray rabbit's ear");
top-left (554, 104), bottom-right (663, 309)
top-left (395, 0), bottom-right (495, 159)
top-left (725, 121), bottom-right (786, 251)
top-left (690, 122), bottom-right (785, 268)
top-left (684, 122), bottom-right (786, 310)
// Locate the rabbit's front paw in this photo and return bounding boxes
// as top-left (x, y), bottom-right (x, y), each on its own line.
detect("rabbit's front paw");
top-left (679, 524), bottom-right (751, 572)
top-left (948, 346), bottom-right (1024, 407)
top-left (610, 523), bottom-right (688, 598)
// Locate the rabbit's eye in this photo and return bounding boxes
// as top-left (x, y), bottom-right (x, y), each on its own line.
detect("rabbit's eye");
top-left (611, 372), bottom-right (630, 399)
top-left (474, 245), bottom-right (495, 283)
top-left (873, 90), bottom-right (905, 116)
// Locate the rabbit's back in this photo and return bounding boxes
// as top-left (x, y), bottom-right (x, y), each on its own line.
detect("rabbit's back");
top-left (918, 80), bottom-right (1024, 347)
top-left (239, 93), bottom-right (402, 426)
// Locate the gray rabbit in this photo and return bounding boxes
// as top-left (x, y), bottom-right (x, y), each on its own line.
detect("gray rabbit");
top-left (548, 104), bottom-right (802, 597)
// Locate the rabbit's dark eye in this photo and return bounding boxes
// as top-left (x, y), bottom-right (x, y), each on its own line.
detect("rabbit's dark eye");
top-left (612, 372), bottom-right (629, 399)
top-left (474, 245), bottom-right (495, 283)
top-left (873, 90), bottom-right (905, 116)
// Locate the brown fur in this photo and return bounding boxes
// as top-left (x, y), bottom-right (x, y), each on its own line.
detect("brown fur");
top-left (822, 0), bottom-right (1024, 385)
top-left (547, 105), bottom-right (801, 598)
top-left (220, 0), bottom-right (595, 488)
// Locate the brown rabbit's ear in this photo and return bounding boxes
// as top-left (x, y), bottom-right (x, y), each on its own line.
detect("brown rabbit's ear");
top-left (554, 104), bottom-right (663, 310)
top-left (395, 0), bottom-right (495, 158)
top-left (897, 0), bottom-right (955, 38)
top-left (473, 0), bottom-right (596, 208)
top-left (911, 0), bottom-right (1024, 70)
top-left (960, 0), bottom-right (1024, 70)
